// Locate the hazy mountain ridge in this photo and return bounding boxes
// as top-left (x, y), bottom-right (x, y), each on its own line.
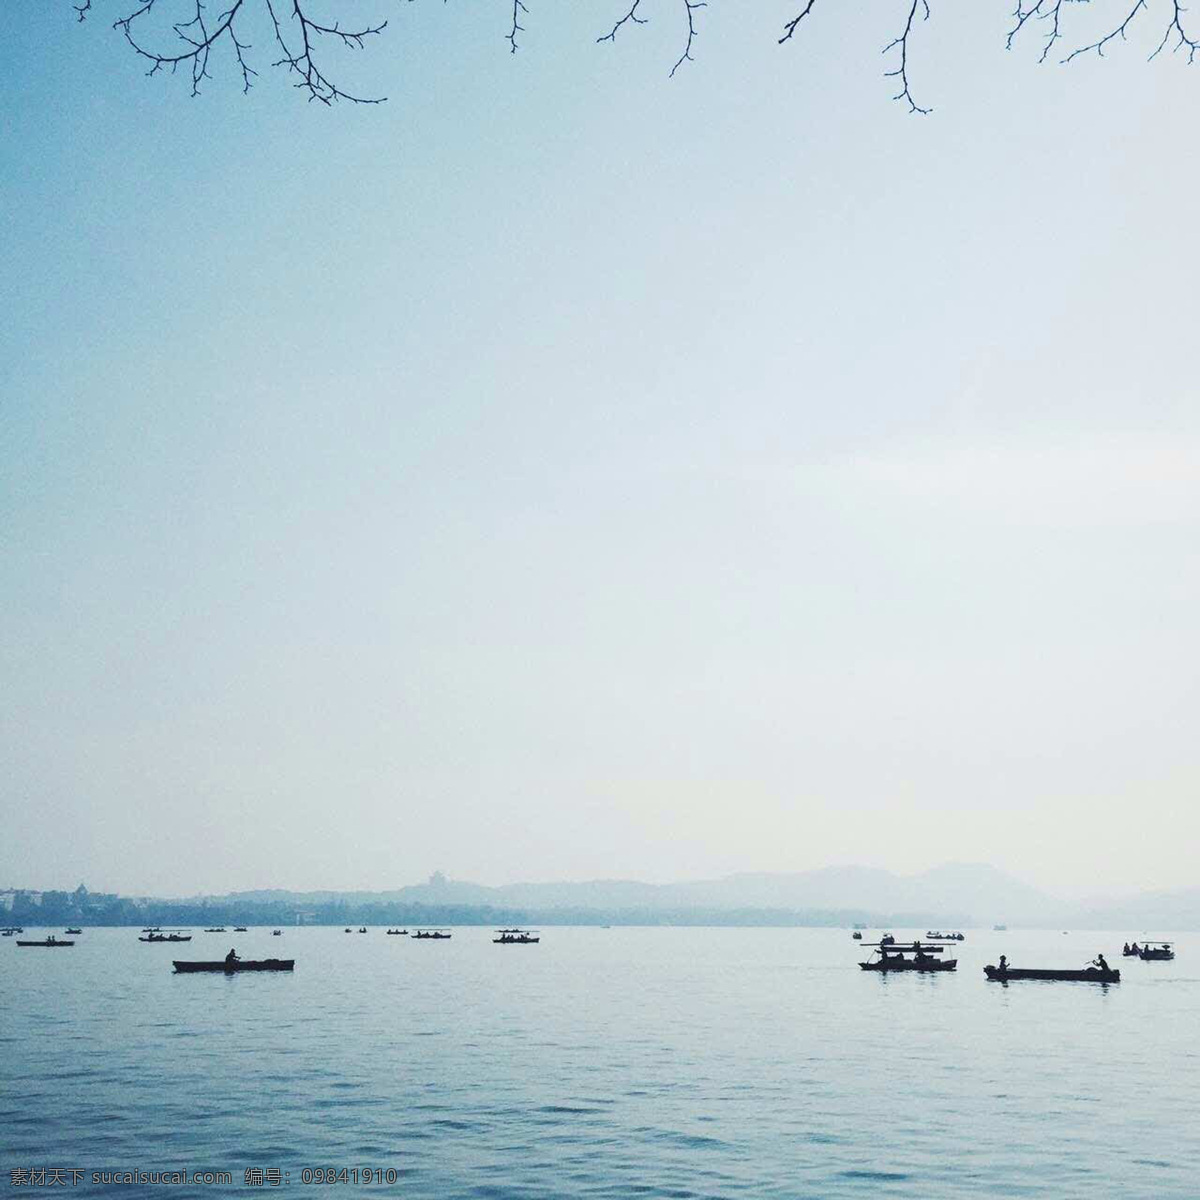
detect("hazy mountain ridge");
top-left (189, 864), bottom-right (1199, 928)
top-left (346, 862), bottom-right (1059, 925)
top-left (10, 865), bottom-right (1197, 928)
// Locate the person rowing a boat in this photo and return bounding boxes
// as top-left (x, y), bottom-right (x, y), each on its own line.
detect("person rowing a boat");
top-left (225, 948), bottom-right (240, 967)
top-left (1093, 953), bottom-right (1110, 973)
top-left (998, 955), bottom-right (1008, 972)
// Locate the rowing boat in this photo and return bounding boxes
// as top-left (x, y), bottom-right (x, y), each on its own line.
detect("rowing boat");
top-left (139, 934), bottom-right (192, 942)
top-left (173, 959), bottom-right (295, 973)
top-left (17, 939), bottom-right (75, 947)
top-left (984, 966), bottom-right (1119, 983)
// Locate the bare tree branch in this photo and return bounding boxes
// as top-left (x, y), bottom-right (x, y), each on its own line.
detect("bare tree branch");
top-left (74, 0), bottom-right (1200, 112)
top-left (1064, 0), bottom-right (1148, 61)
top-left (883, 0), bottom-right (932, 115)
top-left (112, 0), bottom-right (247, 98)
top-left (507, 0), bottom-right (527, 55)
top-left (598, 0), bottom-right (647, 46)
top-left (1007, 0), bottom-right (1198, 67)
top-left (779, 0), bottom-right (819, 46)
top-left (669, 0), bottom-right (705, 78)
top-left (265, 1), bottom-right (386, 103)
top-left (1007, 0), bottom-right (1069, 64)
top-left (1149, 0), bottom-right (1200, 61)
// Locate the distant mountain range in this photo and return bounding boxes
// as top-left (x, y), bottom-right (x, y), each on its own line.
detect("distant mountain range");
top-left (208, 863), bottom-right (1199, 930)
top-left (7, 864), bottom-right (1196, 927)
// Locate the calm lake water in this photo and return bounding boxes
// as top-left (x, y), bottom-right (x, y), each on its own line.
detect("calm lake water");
top-left (2, 927), bottom-right (1196, 1197)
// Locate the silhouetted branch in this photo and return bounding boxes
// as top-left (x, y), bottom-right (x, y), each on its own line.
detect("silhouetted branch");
top-left (883, 0), bottom-right (931, 114)
top-left (113, 0), bottom-right (248, 97)
top-left (597, 0), bottom-right (647, 45)
top-left (1005, 0), bottom-right (1197, 67)
top-left (265, 0), bottom-right (386, 103)
top-left (779, 0), bottom-right (819, 45)
top-left (669, 0), bottom-right (705, 78)
top-left (1064, 0), bottom-right (1148, 61)
top-left (74, 0), bottom-right (1200, 111)
top-left (86, 0), bottom-right (384, 101)
top-left (1007, 0), bottom-right (1069, 63)
top-left (1149, 0), bottom-right (1200, 60)
top-left (507, 0), bottom-right (527, 54)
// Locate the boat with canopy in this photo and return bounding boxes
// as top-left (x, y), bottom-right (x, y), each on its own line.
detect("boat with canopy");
top-left (1137, 941), bottom-right (1174, 961)
top-left (859, 940), bottom-right (957, 972)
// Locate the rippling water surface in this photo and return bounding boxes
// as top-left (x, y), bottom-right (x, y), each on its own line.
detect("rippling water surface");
top-left (2, 927), bottom-right (1196, 1197)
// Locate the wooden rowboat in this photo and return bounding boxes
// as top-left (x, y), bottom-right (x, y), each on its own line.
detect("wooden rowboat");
top-left (984, 966), bottom-right (1119, 983)
top-left (139, 934), bottom-right (192, 942)
top-left (17, 938), bottom-right (75, 947)
top-left (173, 959), bottom-right (294, 973)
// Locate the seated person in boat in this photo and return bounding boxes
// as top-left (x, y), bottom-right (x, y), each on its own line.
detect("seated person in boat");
top-left (225, 948), bottom-right (240, 967)
top-left (998, 955), bottom-right (1008, 972)
top-left (1093, 953), bottom-right (1110, 973)
top-left (1123, 943), bottom-right (1130, 954)
top-left (1130, 942), bottom-right (1139, 954)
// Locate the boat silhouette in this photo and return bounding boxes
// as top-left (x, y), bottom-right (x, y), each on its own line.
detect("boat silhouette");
top-left (173, 958), bottom-right (294, 973)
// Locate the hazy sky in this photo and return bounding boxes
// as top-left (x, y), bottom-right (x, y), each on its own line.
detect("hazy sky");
top-left (2, 2), bottom-right (1197, 898)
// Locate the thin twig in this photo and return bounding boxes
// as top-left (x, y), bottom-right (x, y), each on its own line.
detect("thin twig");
top-left (669, 0), bottom-right (706, 77)
top-left (883, 0), bottom-right (932, 114)
top-left (779, 0), bottom-right (819, 45)
top-left (598, 0), bottom-right (647, 44)
top-left (507, 0), bottom-right (527, 54)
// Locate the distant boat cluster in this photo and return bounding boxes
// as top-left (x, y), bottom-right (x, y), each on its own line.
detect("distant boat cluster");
top-left (851, 929), bottom-right (1179, 984)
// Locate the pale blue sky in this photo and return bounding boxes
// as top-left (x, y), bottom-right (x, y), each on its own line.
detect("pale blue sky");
top-left (2, 2), bottom-right (1197, 897)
